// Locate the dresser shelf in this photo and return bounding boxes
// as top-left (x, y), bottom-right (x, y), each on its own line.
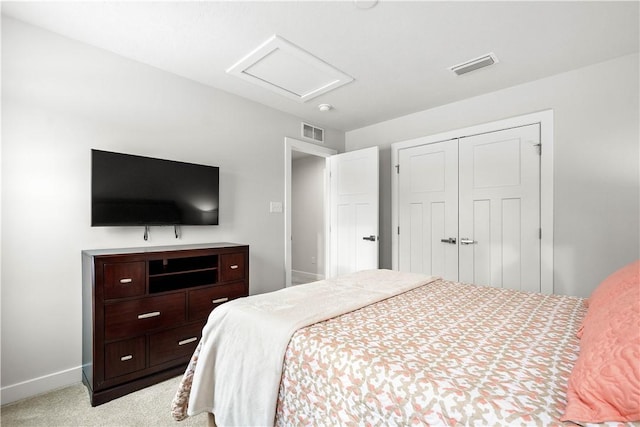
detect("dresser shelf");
top-left (82, 243), bottom-right (249, 406)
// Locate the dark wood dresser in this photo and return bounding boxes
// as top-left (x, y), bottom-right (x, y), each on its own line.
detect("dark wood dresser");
top-left (82, 243), bottom-right (249, 406)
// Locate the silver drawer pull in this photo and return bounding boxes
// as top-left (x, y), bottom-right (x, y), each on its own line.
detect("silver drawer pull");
top-left (212, 297), bottom-right (229, 304)
top-left (137, 311), bottom-right (160, 319)
top-left (230, 265), bottom-right (239, 270)
top-left (120, 355), bottom-right (133, 361)
top-left (119, 278), bottom-right (133, 284)
top-left (178, 337), bottom-right (198, 346)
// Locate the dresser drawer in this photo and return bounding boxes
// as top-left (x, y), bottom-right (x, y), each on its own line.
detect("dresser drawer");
top-left (220, 253), bottom-right (246, 282)
top-left (149, 323), bottom-right (203, 367)
top-left (105, 293), bottom-right (185, 341)
top-left (104, 262), bottom-right (145, 299)
top-left (104, 337), bottom-right (146, 380)
top-left (188, 283), bottom-right (246, 321)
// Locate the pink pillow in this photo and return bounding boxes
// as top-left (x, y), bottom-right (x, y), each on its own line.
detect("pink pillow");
top-left (576, 260), bottom-right (639, 339)
top-left (562, 260), bottom-right (640, 423)
top-left (586, 260), bottom-right (640, 311)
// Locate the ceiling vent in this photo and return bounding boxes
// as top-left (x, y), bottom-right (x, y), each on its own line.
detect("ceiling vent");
top-left (302, 122), bottom-right (324, 143)
top-left (227, 35), bottom-right (354, 103)
top-left (449, 53), bottom-right (499, 76)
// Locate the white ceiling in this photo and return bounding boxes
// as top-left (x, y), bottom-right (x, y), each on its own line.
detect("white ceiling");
top-left (2, 1), bottom-right (638, 132)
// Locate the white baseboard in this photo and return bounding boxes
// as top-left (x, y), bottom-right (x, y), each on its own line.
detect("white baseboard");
top-left (1, 366), bottom-right (82, 405)
top-left (291, 270), bottom-right (324, 285)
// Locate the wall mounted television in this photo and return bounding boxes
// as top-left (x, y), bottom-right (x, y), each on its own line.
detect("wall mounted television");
top-left (91, 149), bottom-right (219, 226)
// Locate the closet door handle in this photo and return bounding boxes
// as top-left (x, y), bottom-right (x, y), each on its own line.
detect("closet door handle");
top-left (440, 238), bottom-right (456, 244)
top-left (460, 238), bottom-right (477, 245)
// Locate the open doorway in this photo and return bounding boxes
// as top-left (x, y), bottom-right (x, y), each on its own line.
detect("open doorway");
top-left (284, 137), bottom-right (337, 287)
top-left (291, 153), bottom-right (325, 285)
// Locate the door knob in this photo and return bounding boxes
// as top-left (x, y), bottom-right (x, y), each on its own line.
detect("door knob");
top-left (460, 238), bottom-right (477, 245)
top-left (440, 238), bottom-right (456, 244)
top-left (362, 235), bottom-right (377, 241)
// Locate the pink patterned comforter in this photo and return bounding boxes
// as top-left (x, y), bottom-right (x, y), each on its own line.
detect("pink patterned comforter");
top-left (275, 279), bottom-right (586, 426)
top-left (174, 279), bottom-right (632, 426)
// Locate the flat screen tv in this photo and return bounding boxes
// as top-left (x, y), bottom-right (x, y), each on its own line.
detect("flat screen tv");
top-left (91, 149), bottom-right (219, 226)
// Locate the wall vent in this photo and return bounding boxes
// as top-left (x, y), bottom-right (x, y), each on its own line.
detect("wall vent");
top-left (450, 52), bottom-right (499, 76)
top-left (302, 122), bottom-right (324, 143)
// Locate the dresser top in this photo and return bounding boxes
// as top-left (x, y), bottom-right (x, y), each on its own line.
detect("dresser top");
top-left (83, 242), bottom-right (247, 257)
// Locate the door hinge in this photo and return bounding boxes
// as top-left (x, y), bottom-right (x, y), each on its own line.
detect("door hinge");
top-left (397, 226), bottom-right (400, 235)
top-left (539, 228), bottom-right (542, 239)
top-left (395, 164), bottom-right (400, 174)
top-left (534, 143), bottom-right (542, 155)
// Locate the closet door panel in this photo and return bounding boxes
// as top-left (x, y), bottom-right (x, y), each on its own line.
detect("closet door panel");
top-left (458, 124), bottom-right (541, 291)
top-left (398, 140), bottom-right (458, 280)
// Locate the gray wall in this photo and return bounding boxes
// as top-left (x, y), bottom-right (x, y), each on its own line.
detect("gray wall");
top-left (1, 17), bottom-right (344, 402)
top-left (346, 53), bottom-right (640, 298)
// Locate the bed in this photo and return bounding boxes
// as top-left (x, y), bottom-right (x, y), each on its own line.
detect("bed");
top-left (172, 265), bottom-right (640, 426)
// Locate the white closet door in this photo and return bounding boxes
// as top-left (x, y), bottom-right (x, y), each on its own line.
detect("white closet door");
top-left (398, 140), bottom-right (458, 280)
top-left (458, 124), bottom-right (541, 291)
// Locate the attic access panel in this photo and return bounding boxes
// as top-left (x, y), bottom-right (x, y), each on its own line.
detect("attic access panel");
top-left (227, 35), bottom-right (354, 103)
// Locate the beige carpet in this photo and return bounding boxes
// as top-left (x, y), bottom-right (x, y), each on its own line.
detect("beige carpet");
top-left (1, 376), bottom-right (209, 427)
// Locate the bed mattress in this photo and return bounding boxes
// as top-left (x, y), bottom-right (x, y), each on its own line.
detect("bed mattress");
top-left (173, 274), bottom-right (635, 426)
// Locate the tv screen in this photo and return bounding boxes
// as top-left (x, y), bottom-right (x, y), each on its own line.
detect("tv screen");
top-left (91, 149), bottom-right (219, 226)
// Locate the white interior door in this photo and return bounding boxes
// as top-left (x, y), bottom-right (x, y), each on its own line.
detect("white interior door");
top-left (329, 147), bottom-right (379, 277)
top-left (398, 140), bottom-right (458, 280)
top-left (458, 124), bottom-right (541, 291)
top-left (397, 124), bottom-right (541, 291)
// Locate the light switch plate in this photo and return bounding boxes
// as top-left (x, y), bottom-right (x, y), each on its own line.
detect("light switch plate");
top-left (270, 201), bottom-right (283, 213)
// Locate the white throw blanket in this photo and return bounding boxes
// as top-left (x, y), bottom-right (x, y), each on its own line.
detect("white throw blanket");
top-left (187, 269), bottom-right (436, 427)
